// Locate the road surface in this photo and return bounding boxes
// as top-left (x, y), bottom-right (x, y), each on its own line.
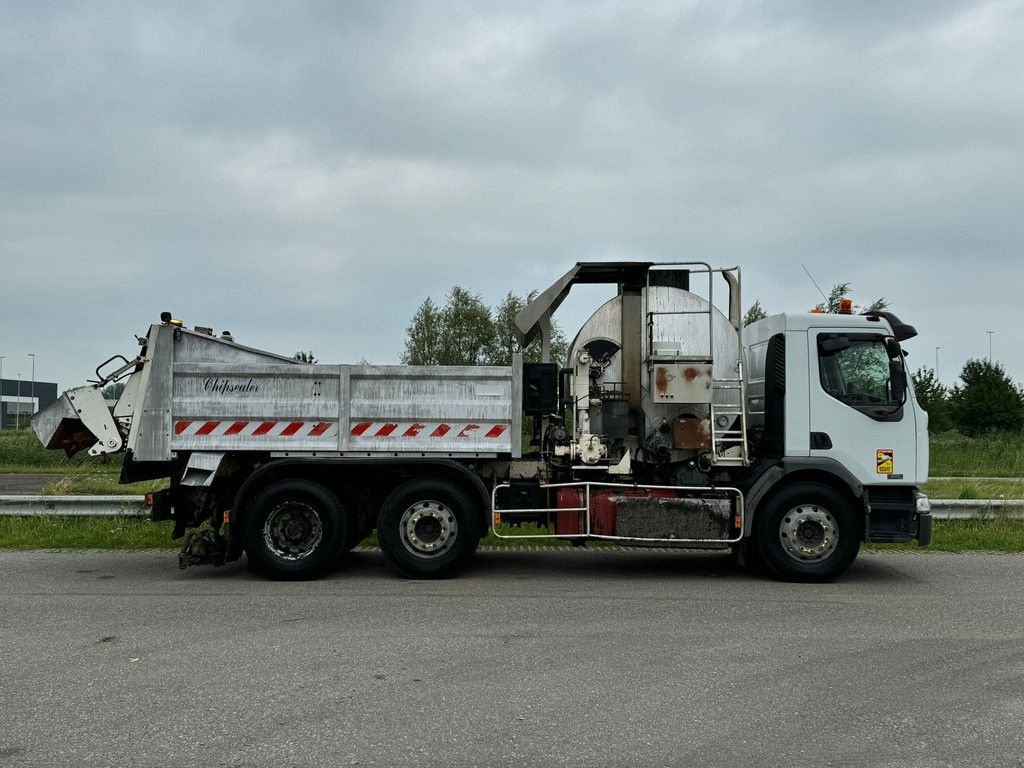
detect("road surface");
top-left (1, 548), bottom-right (1022, 767)
top-left (0, 475), bottom-right (53, 495)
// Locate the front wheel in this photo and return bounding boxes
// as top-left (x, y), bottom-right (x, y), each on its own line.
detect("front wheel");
top-left (754, 482), bottom-right (860, 582)
top-left (243, 480), bottom-right (347, 580)
top-left (377, 479), bottom-right (481, 578)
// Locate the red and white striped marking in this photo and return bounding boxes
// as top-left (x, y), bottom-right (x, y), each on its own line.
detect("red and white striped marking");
top-left (349, 422), bottom-right (508, 440)
top-left (173, 420), bottom-right (338, 439)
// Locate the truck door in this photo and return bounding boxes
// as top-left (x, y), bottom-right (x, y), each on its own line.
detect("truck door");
top-left (807, 331), bottom-right (917, 485)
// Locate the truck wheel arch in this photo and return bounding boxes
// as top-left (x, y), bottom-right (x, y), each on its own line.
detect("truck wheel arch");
top-left (744, 459), bottom-right (863, 537)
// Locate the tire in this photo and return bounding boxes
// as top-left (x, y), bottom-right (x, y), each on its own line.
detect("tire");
top-left (754, 482), bottom-right (860, 582)
top-left (377, 478), bottom-right (481, 579)
top-left (243, 479), bottom-right (347, 580)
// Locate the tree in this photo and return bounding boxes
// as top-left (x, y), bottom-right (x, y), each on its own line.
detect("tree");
top-left (438, 287), bottom-right (497, 366)
top-left (402, 288), bottom-right (568, 367)
top-left (744, 284), bottom-right (886, 327)
top-left (293, 351), bottom-right (318, 364)
top-left (402, 288), bottom-right (496, 365)
top-left (911, 367), bottom-right (951, 433)
top-left (814, 282), bottom-right (888, 314)
top-left (492, 291), bottom-right (568, 366)
top-left (948, 359), bottom-right (1024, 436)
top-left (742, 300), bottom-right (768, 327)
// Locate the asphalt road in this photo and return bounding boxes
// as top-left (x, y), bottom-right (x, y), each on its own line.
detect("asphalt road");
top-left (1, 548), bottom-right (1022, 768)
top-left (0, 475), bottom-right (53, 495)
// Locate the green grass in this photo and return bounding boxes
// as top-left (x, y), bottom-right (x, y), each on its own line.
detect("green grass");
top-left (0, 429), bottom-right (122, 474)
top-left (921, 478), bottom-right (1024, 500)
top-left (40, 476), bottom-right (168, 496)
top-left (930, 432), bottom-right (1024, 478)
top-left (0, 516), bottom-right (175, 549)
top-left (864, 518), bottom-right (1024, 553)
top-left (2, 518), bottom-right (1021, 553)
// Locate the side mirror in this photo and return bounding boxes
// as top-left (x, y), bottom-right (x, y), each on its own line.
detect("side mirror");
top-left (884, 337), bottom-right (902, 359)
top-left (890, 361), bottom-right (907, 402)
top-left (818, 336), bottom-right (851, 355)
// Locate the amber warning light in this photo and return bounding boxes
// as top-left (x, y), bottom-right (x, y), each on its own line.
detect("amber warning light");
top-left (838, 298), bottom-right (854, 314)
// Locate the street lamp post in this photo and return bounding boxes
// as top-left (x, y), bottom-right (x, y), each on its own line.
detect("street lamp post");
top-left (28, 353), bottom-right (35, 418)
top-left (15, 372), bottom-right (21, 430)
top-left (0, 356), bottom-right (5, 429)
top-left (987, 331), bottom-right (994, 362)
top-left (934, 347), bottom-right (940, 380)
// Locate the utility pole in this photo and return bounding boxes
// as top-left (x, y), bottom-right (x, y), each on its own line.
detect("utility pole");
top-left (987, 330), bottom-right (994, 362)
top-left (28, 353), bottom-right (35, 418)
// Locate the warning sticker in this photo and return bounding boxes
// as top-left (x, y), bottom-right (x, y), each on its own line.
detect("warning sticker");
top-left (876, 449), bottom-right (894, 474)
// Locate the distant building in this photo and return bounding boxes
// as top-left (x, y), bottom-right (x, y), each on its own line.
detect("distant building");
top-left (0, 378), bottom-right (58, 430)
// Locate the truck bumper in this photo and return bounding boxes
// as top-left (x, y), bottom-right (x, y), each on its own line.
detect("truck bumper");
top-left (916, 509), bottom-right (933, 547)
top-left (864, 487), bottom-right (932, 546)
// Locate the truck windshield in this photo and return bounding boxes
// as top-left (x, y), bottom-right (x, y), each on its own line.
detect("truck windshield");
top-left (818, 334), bottom-right (902, 409)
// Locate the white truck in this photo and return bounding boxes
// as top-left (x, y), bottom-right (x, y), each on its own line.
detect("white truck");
top-left (32, 261), bottom-right (931, 581)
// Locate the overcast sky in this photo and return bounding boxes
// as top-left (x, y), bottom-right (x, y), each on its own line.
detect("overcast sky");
top-left (2, 0), bottom-right (1022, 396)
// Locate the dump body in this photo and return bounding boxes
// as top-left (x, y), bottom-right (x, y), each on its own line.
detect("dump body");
top-left (33, 324), bottom-right (520, 462)
top-left (97, 324), bottom-right (521, 462)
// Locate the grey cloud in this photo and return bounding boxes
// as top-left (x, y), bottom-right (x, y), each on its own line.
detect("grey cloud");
top-left (1, 0), bottom-right (1021, 389)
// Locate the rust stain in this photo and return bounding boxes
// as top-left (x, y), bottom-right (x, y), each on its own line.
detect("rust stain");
top-left (673, 417), bottom-right (711, 450)
top-left (684, 367), bottom-right (699, 382)
top-left (655, 366), bottom-right (668, 394)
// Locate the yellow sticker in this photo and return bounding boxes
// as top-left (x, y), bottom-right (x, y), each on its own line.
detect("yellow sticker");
top-left (876, 449), bottom-right (894, 474)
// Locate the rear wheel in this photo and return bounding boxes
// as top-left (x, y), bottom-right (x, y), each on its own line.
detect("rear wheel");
top-left (377, 478), bottom-right (481, 578)
top-left (244, 479), bottom-right (347, 580)
top-left (755, 482), bottom-right (860, 582)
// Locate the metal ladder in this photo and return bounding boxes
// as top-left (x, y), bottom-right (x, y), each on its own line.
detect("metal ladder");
top-left (643, 262), bottom-right (749, 467)
top-left (710, 360), bottom-right (749, 467)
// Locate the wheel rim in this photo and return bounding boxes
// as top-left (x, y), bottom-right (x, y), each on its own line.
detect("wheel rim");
top-left (399, 499), bottom-right (458, 559)
top-left (778, 504), bottom-right (838, 563)
top-left (263, 501), bottom-right (324, 561)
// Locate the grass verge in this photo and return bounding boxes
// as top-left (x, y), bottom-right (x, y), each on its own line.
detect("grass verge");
top-left (1, 518), bottom-right (1021, 553)
top-left (0, 430), bottom-right (122, 474)
top-left (40, 476), bottom-right (168, 496)
top-left (0, 517), bottom-right (176, 549)
top-left (864, 518), bottom-right (1024, 553)
top-left (921, 478), bottom-right (1024, 500)
top-left (930, 432), bottom-right (1024, 477)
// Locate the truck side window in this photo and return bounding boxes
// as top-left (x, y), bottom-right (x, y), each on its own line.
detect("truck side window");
top-left (817, 333), bottom-right (904, 419)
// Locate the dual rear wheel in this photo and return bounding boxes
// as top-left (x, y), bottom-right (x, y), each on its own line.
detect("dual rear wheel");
top-left (243, 477), bottom-right (480, 580)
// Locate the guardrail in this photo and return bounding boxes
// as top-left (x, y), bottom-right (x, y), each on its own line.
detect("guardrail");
top-left (0, 495), bottom-right (148, 517)
top-left (2, 495), bottom-right (1023, 520)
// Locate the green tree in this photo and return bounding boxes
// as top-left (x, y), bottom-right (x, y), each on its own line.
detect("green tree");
top-left (402, 288), bottom-right (495, 365)
top-left (492, 291), bottom-right (568, 366)
top-left (438, 287), bottom-right (497, 366)
top-left (745, 284), bottom-right (887, 327)
top-left (293, 351), bottom-right (318, 364)
top-left (911, 367), bottom-right (952, 433)
top-left (401, 297), bottom-right (443, 365)
top-left (814, 282), bottom-right (889, 314)
top-left (949, 359), bottom-right (1024, 436)
top-left (742, 300), bottom-right (768, 327)
top-left (403, 288), bottom-right (568, 367)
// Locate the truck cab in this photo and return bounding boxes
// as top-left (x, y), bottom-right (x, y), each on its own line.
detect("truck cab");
top-left (743, 310), bottom-right (930, 557)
